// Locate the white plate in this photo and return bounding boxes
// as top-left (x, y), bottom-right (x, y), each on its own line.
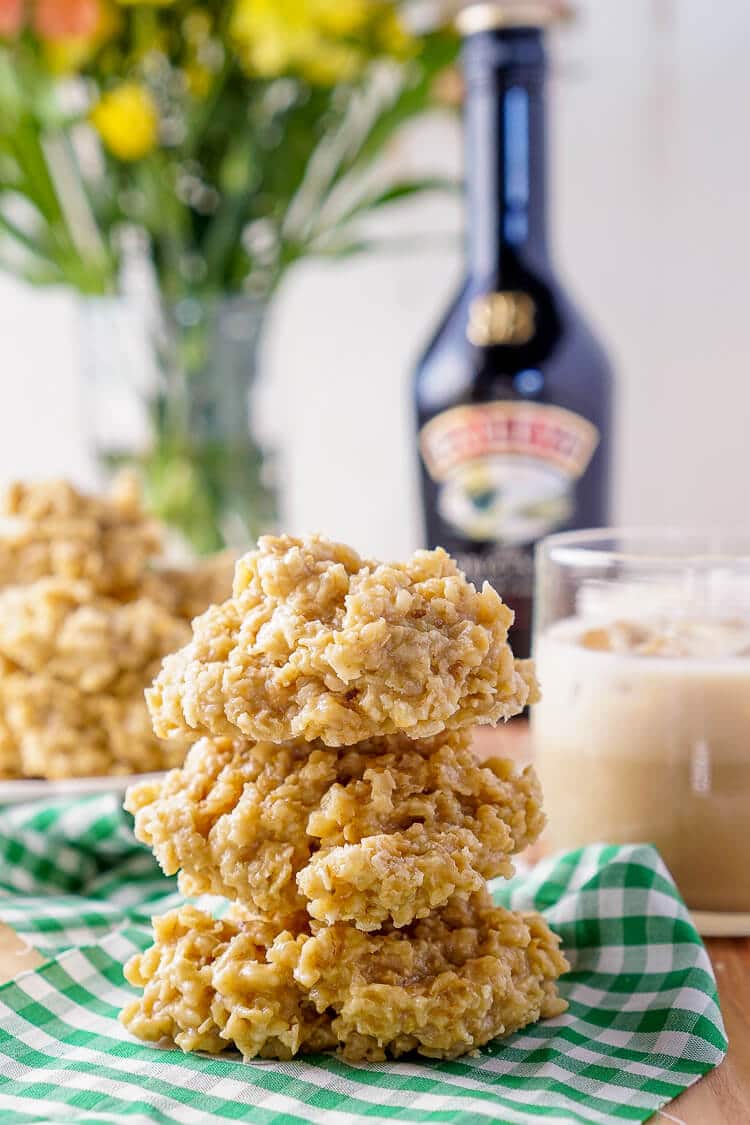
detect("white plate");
top-left (0, 772), bottom-right (167, 805)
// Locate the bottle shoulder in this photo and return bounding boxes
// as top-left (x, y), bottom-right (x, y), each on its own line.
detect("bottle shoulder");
top-left (414, 266), bottom-right (613, 418)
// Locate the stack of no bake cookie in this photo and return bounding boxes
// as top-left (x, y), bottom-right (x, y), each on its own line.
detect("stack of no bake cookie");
top-left (122, 534), bottom-right (568, 1061)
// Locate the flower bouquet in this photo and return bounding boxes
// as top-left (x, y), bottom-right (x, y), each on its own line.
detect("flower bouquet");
top-left (0, 0), bottom-right (458, 550)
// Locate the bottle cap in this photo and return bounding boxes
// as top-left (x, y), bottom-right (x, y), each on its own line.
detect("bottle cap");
top-left (456, 0), bottom-right (574, 35)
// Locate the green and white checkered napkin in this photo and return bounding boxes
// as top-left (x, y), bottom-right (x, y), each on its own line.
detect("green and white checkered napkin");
top-left (0, 796), bottom-right (727, 1125)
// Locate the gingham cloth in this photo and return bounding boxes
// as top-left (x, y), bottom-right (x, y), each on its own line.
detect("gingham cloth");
top-left (0, 796), bottom-right (727, 1125)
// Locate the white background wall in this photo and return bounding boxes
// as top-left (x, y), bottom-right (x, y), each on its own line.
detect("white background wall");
top-left (1, 0), bottom-right (749, 559)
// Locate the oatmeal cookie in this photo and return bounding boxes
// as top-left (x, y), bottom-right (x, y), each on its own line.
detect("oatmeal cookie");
top-left (296, 890), bottom-right (569, 1060)
top-left (147, 535), bottom-right (537, 747)
top-left (5, 676), bottom-right (186, 778)
top-left (0, 579), bottom-right (190, 691)
top-left (0, 716), bottom-right (18, 779)
top-left (125, 732), bottom-right (544, 929)
top-left (0, 476), bottom-right (162, 598)
top-left (121, 893), bottom-right (568, 1061)
top-left (0, 577), bottom-right (190, 778)
top-left (122, 905), bottom-right (335, 1060)
top-left (127, 737), bottom-right (340, 923)
top-left (0, 657), bottom-right (21, 778)
top-left (0, 476), bottom-right (240, 778)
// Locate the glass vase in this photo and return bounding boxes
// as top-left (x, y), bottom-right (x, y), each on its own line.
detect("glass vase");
top-left (79, 293), bottom-right (278, 555)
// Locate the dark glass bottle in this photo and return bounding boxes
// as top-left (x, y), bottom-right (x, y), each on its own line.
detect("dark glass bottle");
top-left (414, 5), bottom-right (613, 658)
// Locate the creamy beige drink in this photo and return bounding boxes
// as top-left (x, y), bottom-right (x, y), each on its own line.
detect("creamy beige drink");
top-left (532, 617), bottom-right (750, 913)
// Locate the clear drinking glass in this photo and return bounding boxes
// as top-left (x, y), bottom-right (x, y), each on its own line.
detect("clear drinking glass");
top-left (531, 529), bottom-right (750, 932)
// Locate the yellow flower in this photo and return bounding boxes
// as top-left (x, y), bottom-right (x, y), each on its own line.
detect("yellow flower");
top-left (43, 38), bottom-right (94, 70)
top-left (312, 0), bottom-right (371, 36)
top-left (376, 8), bottom-right (415, 58)
top-left (301, 40), bottom-right (362, 84)
top-left (230, 1), bottom-right (313, 78)
top-left (244, 28), bottom-right (300, 78)
top-left (230, 0), bottom-right (372, 84)
top-left (90, 82), bottom-right (159, 161)
top-left (183, 9), bottom-right (212, 43)
top-left (184, 61), bottom-right (212, 98)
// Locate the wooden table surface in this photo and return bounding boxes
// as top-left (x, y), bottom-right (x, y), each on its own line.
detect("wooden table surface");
top-left (0, 726), bottom-right (746, 1123)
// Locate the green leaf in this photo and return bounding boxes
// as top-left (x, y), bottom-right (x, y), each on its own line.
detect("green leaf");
top-left (325, 175), bottom-right (460, 230)
top-left (279, 32), bottom-right (459, 256)
top-left (311, 229), bottom-right (459, 261)
top-left (6, 117), bottom-right (65, 225)
top-left (332, 34), bottom-right (459, 185)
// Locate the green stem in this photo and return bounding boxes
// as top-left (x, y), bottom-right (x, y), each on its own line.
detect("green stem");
top-left (47, 131), bottom-right (112, 272)
top-left (9, 115), bottom-right (66, 225)
top-left (3, 71), bottom-right (114, 293)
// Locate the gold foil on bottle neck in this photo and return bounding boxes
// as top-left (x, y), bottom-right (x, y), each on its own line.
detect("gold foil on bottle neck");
top-left (456, 0), bottom-right (574, 35)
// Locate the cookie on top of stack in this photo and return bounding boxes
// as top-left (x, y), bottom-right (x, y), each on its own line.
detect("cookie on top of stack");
top-left (0, 476), bottom-right (234, 779)
top-left (122, 534), bottom-right (568, 1062)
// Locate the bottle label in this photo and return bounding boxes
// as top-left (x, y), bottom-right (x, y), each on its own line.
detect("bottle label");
top-left (419, 401), bottom-right (599, 545)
